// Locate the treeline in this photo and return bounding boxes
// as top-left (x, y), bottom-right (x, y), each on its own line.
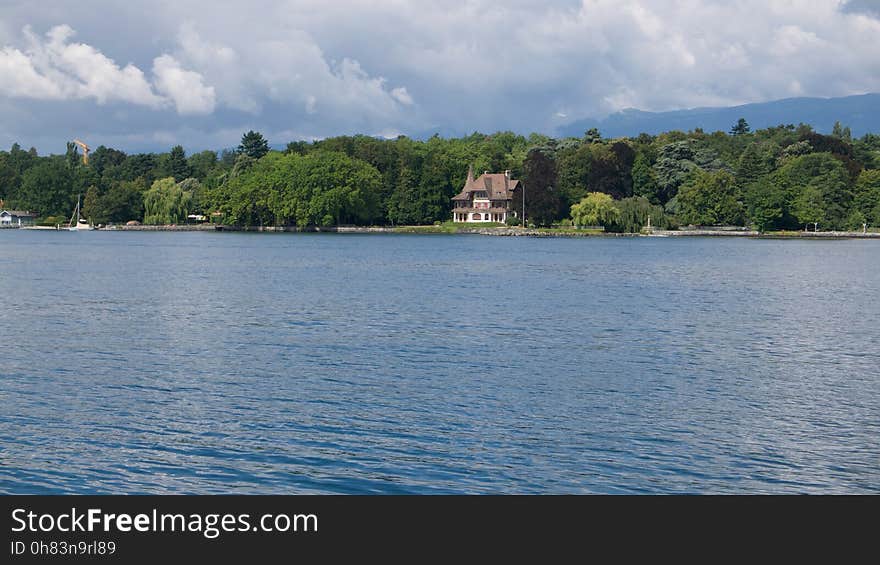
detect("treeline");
top-left (1, 121), bottom-right (879, 231)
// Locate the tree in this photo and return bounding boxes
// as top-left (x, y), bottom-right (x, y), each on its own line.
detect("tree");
top-left (187, 150), bottom-right (218, 180)
top-left (736, 143), bottom-right (773, 188)
top-left (65, 142), bottom-right (81, 169)
top-left (606, 196), bottom-right (670, 233)
top-left (653, 140), bottom-right (707, 203)
top-left (102, 179), bottom-right (146, 223)
top-left (793, 185), bottom-right (825, 230)
top-left (571, 192), bottom-right (619, 227)
top-left (238, 131), bottom-right (270, 159)
top-left (556, 141), bottom-right (634, 205)
top-left (777, 153), bottom-right (852, 229)
top-left (730, 118), bottom-right (751, 136)
top-left (744, 176), bottom-right (785, 232)
top-left (631, 151), bottom-right (660, 203)
top-left (386, 160), bottom-right (418, 225)
top-left (168, 145), bottom-right (190, 181)
top-left (89, 145), bottom-right (127, 177)
top-left (143, 177), bottom-right (192, 225)
top-left (854, 169), bottom-right (880, 225)
top-left (17, 159), bottom-right (72, 216)
top-left (520, 146), bottom-right (561, 226)
top-left (82, 185), bottom-right (103, 224)
top-left (119, 154), bottom-right (157, 183)
top-left (209, 151), bottom-right (383, 227)
top-left (676, 170), bottom-right (744, 226)
top-left (832, 121), bottom-right (852, 143)
top-left (584, 128), bottom-right (602, 144)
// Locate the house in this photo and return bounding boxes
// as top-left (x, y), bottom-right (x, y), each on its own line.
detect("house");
top-left (451, 167), bottom-right (521, 223)
top-left (0, 210), bottom-right (37, 227)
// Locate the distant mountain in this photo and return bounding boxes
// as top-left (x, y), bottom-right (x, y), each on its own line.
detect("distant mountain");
top-left (557, 93), bottom-right (880, 139)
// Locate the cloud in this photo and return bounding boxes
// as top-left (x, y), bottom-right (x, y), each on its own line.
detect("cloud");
top-left (152, 54), bottom-right (215, 114)
top-left (0, 44), bottom-right (64, 98)
top-left (20, 24), bottom-right (164, 107)
top-left (1, 1), bottom-right (880, 152)
top-left (0, 24), bottom-right (211, 115)
top-left (171, 24), bottom-right (416, 130)
top-left (391, 87), bottom-right (414, 105)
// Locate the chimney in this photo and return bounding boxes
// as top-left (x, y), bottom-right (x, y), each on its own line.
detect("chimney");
top-left (504, 169), bottom-right (510, 178)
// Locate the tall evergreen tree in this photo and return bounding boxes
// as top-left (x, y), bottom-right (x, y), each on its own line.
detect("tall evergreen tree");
top-left (736, 143), bottom-right (772, 188)
top-left (730, 118), bottom-right (751, 136)
top-left (168, 145), bottom-right (190, 182)
top-left (238, 131), bottom-right (270, 159)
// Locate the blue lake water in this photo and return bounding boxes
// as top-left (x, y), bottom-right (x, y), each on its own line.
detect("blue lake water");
top-left (0, 230), bottom-right (878, 493)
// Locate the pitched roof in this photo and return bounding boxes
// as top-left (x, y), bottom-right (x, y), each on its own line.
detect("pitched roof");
top-left (1, 210), bottom-right (37, 217)
top-left (452, 170), bottom-right (521, 201)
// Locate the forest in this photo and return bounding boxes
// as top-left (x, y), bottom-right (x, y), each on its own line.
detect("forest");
top-left (1, 120), bottom-right (879, 232)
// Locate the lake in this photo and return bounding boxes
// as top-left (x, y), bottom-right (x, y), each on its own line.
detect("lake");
top-left (1, 230), bottom-right (878, 493)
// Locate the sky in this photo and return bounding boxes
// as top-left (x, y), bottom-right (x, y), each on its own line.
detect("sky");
top-left (1, 0), bottom-right (879, 154)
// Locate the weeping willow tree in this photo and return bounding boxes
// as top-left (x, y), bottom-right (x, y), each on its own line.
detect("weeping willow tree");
top-left (143, 177), bottom-right (192, 224)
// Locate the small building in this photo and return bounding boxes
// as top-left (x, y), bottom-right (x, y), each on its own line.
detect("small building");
top-left (451, 167), bottom-right (521, 223)
top-left (0, 210), bottom-right (37, 227)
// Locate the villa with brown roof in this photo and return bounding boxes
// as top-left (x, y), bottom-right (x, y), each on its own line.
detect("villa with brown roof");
top-left (451, 166), bottom-right (521, 223)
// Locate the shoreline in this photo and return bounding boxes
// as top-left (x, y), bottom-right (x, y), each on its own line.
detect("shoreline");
top-left (36, 224), bottom-right (878, 239)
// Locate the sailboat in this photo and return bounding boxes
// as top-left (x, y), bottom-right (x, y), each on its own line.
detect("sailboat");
top-left (66, 195), bottom-right (94, 231)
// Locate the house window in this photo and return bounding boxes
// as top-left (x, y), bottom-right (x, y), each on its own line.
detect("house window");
top-left (473, 213), bottom-right (481, 221)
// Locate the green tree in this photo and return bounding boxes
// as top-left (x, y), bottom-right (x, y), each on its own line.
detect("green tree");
top-left (653, 139), bottom-right (726, 204)
top-left (776, 153), bottom-right (852, 229)
top-left (18, 158), bottom-right (72, 216)
top-left (187, 150), bottom-right (218, 180)
top-left (89, 145), bottom-right (127, 178)
top-left (744, 176), bottom-right (785, 232)
top-left (65, 142), bottom-right (81, 169)
top-left (102, 179), bottom-right (146, 223)
top-left (853, 169), bottom-right (880, 226)
top-left (238, 131), bottom-right (270, 159)
top-left (209, 151), bottom-right (382, 227)
top-left (677, 170), bottom-right (744, 226)
top-left (143, 177), bottom-right (192, 225)
top-left (730, 118), bottom-right (751, 136)
top-left (520, 146), bottom-right (561, 226)
top-left (832, 121), bottom-right (852, 143)
top-left (631, 151), bottom-right (660, 204)
top-left (387, 160), bottom-right (418, 225)
top-left (571, 192), bottom-right (619, 227)
top-left (736, 143), bottom-right (773, 188)
top-left (82, 185), bottom-right (103, 224)
top-left (168, 145), bottom-right (190, 181)
top-left (584, 128), bottom-right (602, 144)
top-left (606, 196), bottom-right (670, 233)
top-left (793, 185), bottom-right (825, 230)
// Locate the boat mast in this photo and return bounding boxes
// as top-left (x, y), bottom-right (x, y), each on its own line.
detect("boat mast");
top-left (69, 195), bottom-right (81, 228)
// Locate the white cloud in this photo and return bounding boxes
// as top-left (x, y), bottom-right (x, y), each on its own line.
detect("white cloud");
top-left (152, 54), bottom-right (215, 114)
top-left (172, 25), bottom-right (416, 131)
top-left (0, 45), bottom-right (64, 98)
top-left (1, 1), bottom-right (880, 150)
top-left (391, 87), bottom-right (414, 105)
top-left (0, 24), bottom-right (212, 115)
top-left (21, 24), bottom-right (164, 107)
